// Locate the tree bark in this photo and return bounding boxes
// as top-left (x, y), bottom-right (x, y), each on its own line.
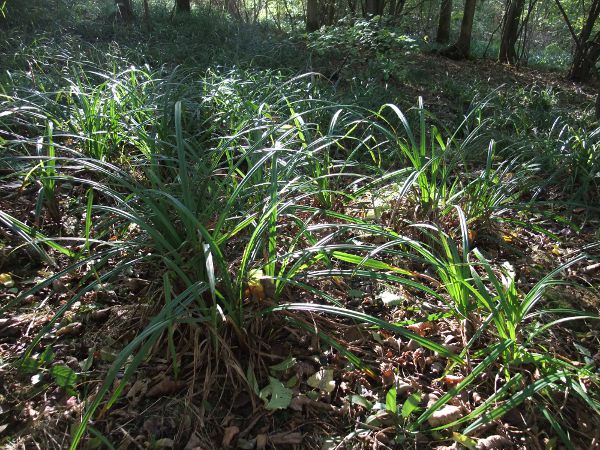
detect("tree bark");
top-left (306, 0), bottom-right (319, 31)
top-left (498, 0), bottom-right (525, 63)
top-left (569, 34), bottom-right (600, 81)
top-left (114, 0), bottom-right (134, 22)
top-left (143, 0), bottom-right (152, 28)
top-left (365, 0), bottom-right (384, 16)
top-left (436, 0), bottom-right (452, 44)
top-left (176, 0), bottom-right (191, 12)
top-left (456, 0), bottom-right (476, 56)
top-left (392, 0), bottom-right (406, 16)
top-left (226, 0), bottom-right (242, 19)
top-left (568, 0), bottom-right (600, 81)
top-left (441, 0), bottom-right (476, 58)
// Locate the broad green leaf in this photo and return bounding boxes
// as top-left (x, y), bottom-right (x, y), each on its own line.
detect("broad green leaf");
top-left (270, 356), bottom-right (297, 373)
top-left (386, 387), bottom-right (397, 414)
top-left (51, 365), bottom-right (78, 388)
top-left (351, 394), bottom-right (373, 410)
top-left (307, 368), bottom-right (336, 393)
top-left (259, 377), bottom-right (293, 410)
top-left (401, 392), bottom-right (421, 418)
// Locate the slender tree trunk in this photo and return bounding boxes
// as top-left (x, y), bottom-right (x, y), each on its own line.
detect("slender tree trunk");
top-left (143, 0), bottom-right (152, 28)
top-left (595, 92), bottom-right (600, 120)
top-left (436, 0), bottom-right (452, 44)
top-left (569, 33), bottom-right (600, 81)
top-left (568, 0), bottom-right (600, 81)
top-left (365, 0), bottom-right (377, 15)
top-left (226, 0), bottom-right (242, 19)
top-left (325, 0), bottom-right (336, 25)
top-left (347, 0), bottom-right (357, 14)
top-left (394, 0), bottom-right (406, 16)
top-left (498, 0), bottom-right (525, 63)
top-left (365, 0), bottom-right (383, 16)
top-left (306, 0), bottom-right (320, 31)
top-left (456, 0), bottom-right (476, 55)
top-left (176, 0), bottom-right (191, 12)
top-left (115, 0), bottom-right (134, 22)
top-left (441, 0), bottom-right (476, 58)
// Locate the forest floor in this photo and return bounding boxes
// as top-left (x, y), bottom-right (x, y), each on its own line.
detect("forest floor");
top-left (1, 6), bottom-right (600, 450)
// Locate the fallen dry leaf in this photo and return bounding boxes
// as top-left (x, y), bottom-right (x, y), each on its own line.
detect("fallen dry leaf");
top-left (56, 322), bottom-right (83, 336)
top-left (146, 378), bottom-right (186, 397)
top-left (427, 405), bottom-right (463, 427)
top-left (221, 425), bottom-right (239, 448)
top-left (126, 379), bottom-right (149, 406)
top-left (0, 273), bottom-right (14, 287)
top-left (184, 432), bottom-right (204, 450)
top-left (0, 317), bottom-right (23, 337)
top-left (256, 434), bottom-right (268, 450)
top-left (476, 434), bottom-right (513, 449)
top-left (155, 438), bottom-right (174, 448)
top-left (443, 375), bottom-right (465, 386)
top-left (90, 308), bottom-right (111, 321)
top-left (289, 394), bottom-right (337, 413)
top-left (270, 431), bottom-right (303, 445)
top-left (307, 368), bottom-right (336, 393)
top-left (407, 321), bottom-right (434, 337)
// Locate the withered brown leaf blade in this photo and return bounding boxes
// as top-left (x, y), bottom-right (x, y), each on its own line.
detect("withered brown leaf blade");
top-left (146, 378), bottom-right (186, 397)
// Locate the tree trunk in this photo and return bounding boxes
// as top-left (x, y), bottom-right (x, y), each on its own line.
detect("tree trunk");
top-left (456, 0), bottom-right (476, 56)
top-left (325, 0), bottom-right (336, 25)
top-left (393, 0), bottom-right (406, 16)
top-left (568, 0), bottom-right (600, 81)
top-left (441, 0), bottom-right (476, 58)
top-left (115, 0), bottom-right (134, 22)
top-left (436, 0), bottom-right (452, 44)
top-left (569, 34), bottom-right (600, 81)
top-left (226, 0), bottom-right (242, 19)
top-left (365, 0), bottom-right (383, 16)
top-left (595, 92), bottom-right (600, 120)
top-left (143, 0), bottom-right (152, 28)
top-left (347, 0), bottom-right (357, 14)
top-left (176, 0), bottom-right (191, 12)
top-left (306, 0), bottom-right (320, 31)
top-left (498, 0), bottom-right (525, 63)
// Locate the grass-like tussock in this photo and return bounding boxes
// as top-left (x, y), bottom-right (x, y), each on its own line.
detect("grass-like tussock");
top-left (1, 4), bottom-right (599, 449)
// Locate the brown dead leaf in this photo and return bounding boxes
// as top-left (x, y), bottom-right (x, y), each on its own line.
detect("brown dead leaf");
top-left (476, 435), bottom-right (513, 449)
top-left (289, 395), bottom-right (310, 412)
top-left (0, 317), bottom-right (23, 337)
top-left (52, 279), bottom-right (69, 293)
top-left (90, 308), bottom-right (111, 321)
top-left (443, 375), bottom-right (465, 386)
top-left (155, 438), bottom-right (174, 448)
top-left (146, 378), bottom-right (186, 397)
top-left (270, 431), bottom-right (303, 445)
top-left (427, 405), bottom-right (463, 427)
top-left (289, 394), bottom-right (337, 413)
top-left (256, 434), bottom-right (268, 450)
top-left (221, 425), bottom-right (239, 448)
top-left (184, 432), bottom-right (204, 450)
top-left (122, 277), bottom-right (149, 292)
top-left (126, 379), bottom-right (149, 406)
top-left (380, 363), bottom-right (395, 386)
top-left (56, 322), bottom-right (83, 336)
top-left (407, 321), bottom-right (434, 337)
